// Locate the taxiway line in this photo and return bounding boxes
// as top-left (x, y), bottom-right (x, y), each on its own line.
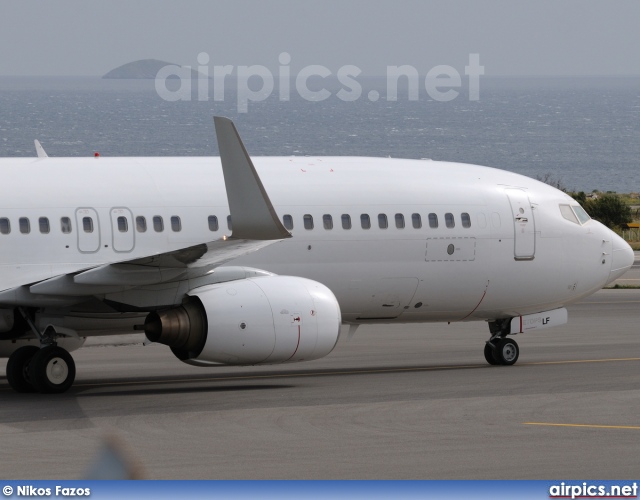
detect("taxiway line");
top-left (524, 422), bottom-right (640, 430)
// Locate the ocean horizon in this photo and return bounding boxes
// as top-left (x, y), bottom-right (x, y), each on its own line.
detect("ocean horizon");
top-left (1, 75), bottom-right (638, 193)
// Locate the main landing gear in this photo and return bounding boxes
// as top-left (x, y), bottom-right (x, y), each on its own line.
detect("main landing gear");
top-left (484, 318), bottom-right (520, 366)
top-left (7, 345), bottom-right (76, 394)
top-left (6, 309), bottom-right (76, 394)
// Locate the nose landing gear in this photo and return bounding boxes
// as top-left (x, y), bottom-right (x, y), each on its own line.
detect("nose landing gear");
top-left (485, 337), bottom-right (520, 365)
top-left (484, 318), bottom-right (520, 366)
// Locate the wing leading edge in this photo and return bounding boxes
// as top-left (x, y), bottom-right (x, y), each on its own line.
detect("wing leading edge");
top-left (0, 117), bottom-right (290, 307)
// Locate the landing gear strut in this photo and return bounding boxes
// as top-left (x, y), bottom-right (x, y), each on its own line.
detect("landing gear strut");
top-left (5, 309), bottom-right (76, 394)
top-left (484, 318), bottom-right (520, 366)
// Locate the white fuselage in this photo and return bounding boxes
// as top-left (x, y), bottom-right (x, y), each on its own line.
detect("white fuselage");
top-left (0, 155), bottom-right (630, 324)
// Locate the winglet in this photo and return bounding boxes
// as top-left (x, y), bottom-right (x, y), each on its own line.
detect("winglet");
top-left (34, 140), bottom-right (48, 158)
top-left (214, 116), bottom-right (291, 240)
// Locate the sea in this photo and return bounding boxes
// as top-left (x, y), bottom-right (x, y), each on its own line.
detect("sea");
top-left (0, 75), bottom-right (638, 193)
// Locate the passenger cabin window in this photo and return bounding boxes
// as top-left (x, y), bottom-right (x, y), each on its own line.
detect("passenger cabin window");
top-left (227, 215), bottom-right (233, 231)
top-left (117, 216), bottom-right (128, 233)
top-left (0, 218), bottom-right (10, 235)
top-left (428, 213), bottom-right (438, 228)
top-left (39, 217), bottom-right (50, 234)
top-left (412, 213), bottom-right (422, 229)
top-left (60, 217), bottom-right (72, 234)
top-left (283, 214), bottom-right (293, 230)
top-left (445, 213), bottom-right (455, 228)
top-left (303, 214), bottom-right (314, 230)
top-left (136, 216), bottom-right (147, 233)
top-left (323, 214), bottom-right (333, 230)
top-left (208, 215), bottom-right (218, 231)
top-left (19, 218), bottom-right (31, 234)
top-left (378, 214), bottom-right (388, 229)
top-left (341, 214), bottom-right (351, 230)
top-left (360, 214), bottom-right (371, 229)
top-left (491, 212), bottom-right (501, 228)
top-left (82, 217), bottom-right (93, 233)
top-left (171, 216), bottom-right (181, 232)
top-left (395, 213), bottom-right (405, 229)
top-left (477, 212), bottom-right (487, 228)
top-left (153, 216), bottom-right (164, 232)
top-left (461, 213), bottom-right (471, 228)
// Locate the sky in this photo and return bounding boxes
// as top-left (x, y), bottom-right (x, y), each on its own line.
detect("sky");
top-left (0, 0), bottom-right (638, 77)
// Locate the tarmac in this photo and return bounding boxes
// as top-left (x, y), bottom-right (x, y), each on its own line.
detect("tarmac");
top-left (0, 253), bottom-right (638, 479)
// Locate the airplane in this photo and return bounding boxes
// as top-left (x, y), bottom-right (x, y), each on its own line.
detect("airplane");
top-left (0, 117), bottom-right (634, 394)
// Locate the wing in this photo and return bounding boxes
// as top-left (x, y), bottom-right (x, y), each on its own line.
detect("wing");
top-left (0, 117), bottom-right (291, 308)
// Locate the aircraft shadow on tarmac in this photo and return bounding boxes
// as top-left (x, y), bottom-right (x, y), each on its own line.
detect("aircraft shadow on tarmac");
top-left (68, 362), bottom-right (494, 394)
top-left (74, 383), bottom-right (294, 398)
top-left (0, 361), bottom-right (515, 399)
top-left (8, 355), bottom-right (629, 400)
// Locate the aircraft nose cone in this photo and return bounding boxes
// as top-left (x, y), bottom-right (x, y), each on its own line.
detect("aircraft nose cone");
top-left (607, 231), bottom-right (635, 284)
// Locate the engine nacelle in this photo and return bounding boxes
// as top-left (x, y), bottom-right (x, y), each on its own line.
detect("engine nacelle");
top-left (143, 276), bottom-right (341, 365)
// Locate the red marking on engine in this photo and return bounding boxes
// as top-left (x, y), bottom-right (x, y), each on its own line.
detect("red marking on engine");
top-left (460, 282), bottom-right (489, 321)
top-left (286, 325), bottom-right (302, 361)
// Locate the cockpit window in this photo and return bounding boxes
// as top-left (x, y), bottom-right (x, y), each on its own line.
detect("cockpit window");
top-left (560, 204), bottom-right (591, 225)
top-left (559, 204), bottom-right (579, 224)
top-left (572, 205), bottom-right (591, 225)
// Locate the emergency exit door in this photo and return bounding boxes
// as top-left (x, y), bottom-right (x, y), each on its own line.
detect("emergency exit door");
top-left (110, 207), bottom-right (135, 252)
top-left (75, 208), bottom-right (100, 253)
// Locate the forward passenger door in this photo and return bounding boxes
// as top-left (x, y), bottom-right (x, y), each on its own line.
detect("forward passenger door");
top-left (506, 188), bottom-right (535, 260)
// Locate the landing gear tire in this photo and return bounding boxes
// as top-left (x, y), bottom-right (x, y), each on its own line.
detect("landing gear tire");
top-left (6, 345), bottom-right (39, 393)
top-left (483, 343), bottom-right (500, 365)
top-left (493, 338), bottom-right (519, 366)
top-left (28, 346), bottom-right (76, 394)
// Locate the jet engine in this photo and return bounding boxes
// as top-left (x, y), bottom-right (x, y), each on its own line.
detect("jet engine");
top-left (142, 276), bottom-right (342, 365)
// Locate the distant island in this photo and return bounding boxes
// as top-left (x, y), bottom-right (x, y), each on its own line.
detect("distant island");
top-left (103, 59), bottom-right (208, 79)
